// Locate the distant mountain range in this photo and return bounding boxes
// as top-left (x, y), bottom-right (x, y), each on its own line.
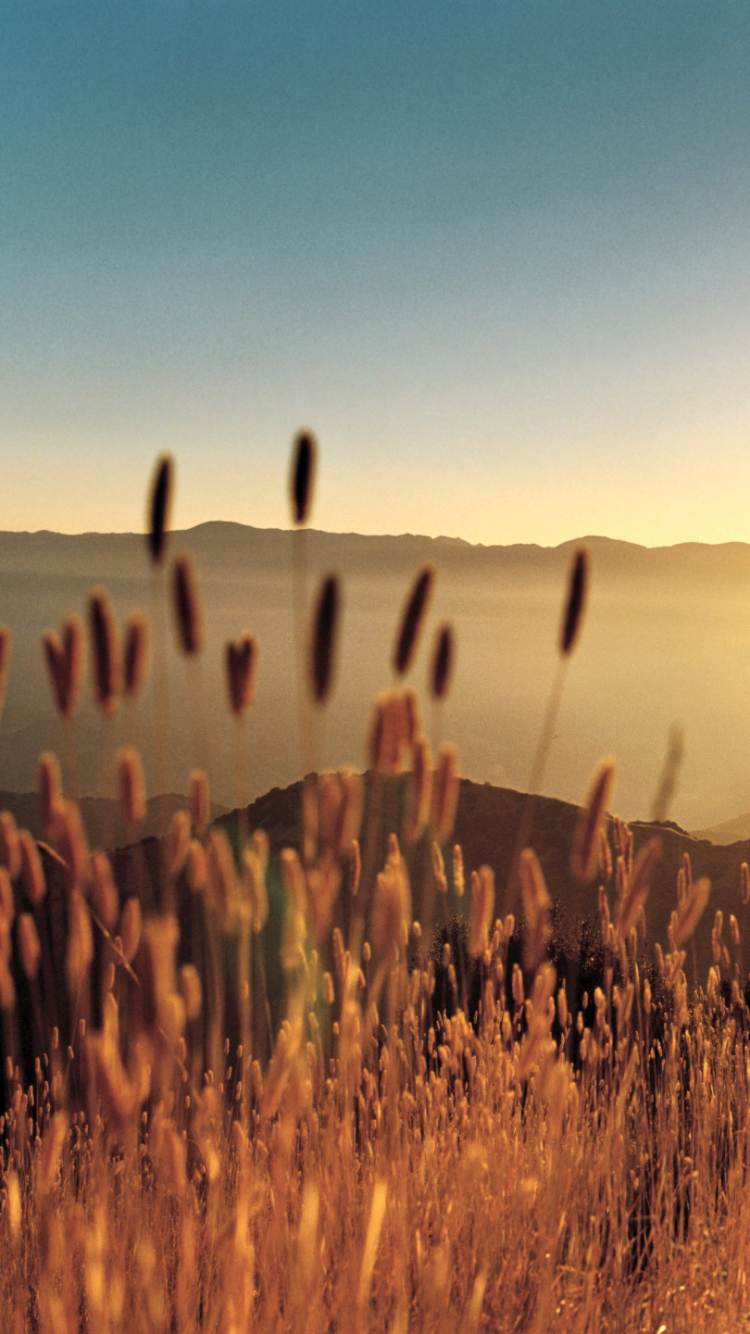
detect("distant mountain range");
top-left (0, 789), bottom-right (228, 849)
top-left (690, 813), bottom-right (750, 845)
top-left (2, 523), bottom-right (750, 828)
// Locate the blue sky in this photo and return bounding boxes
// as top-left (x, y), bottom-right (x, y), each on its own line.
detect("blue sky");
top-left (2, 1), bottom-right (750, 544)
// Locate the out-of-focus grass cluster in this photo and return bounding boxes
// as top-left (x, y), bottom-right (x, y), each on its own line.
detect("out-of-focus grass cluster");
top-left (0, 442), bottom-right (747, 1333)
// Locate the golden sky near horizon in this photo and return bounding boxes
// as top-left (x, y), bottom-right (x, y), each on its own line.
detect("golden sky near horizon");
top-left (3, 4), bottom-right (750, 548)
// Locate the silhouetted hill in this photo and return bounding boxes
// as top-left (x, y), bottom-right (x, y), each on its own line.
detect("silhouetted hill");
top-left (207, 775), bottom-right (749, 992)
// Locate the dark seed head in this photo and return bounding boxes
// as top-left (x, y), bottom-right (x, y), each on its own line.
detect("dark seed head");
top-left (123, 613), bottom-right (150, 702)
top-left (226, 633), bottom-right (258, 717)
top-left (89, 589), bottom-right (121, 715)
top-left (172, 555), bottom-right (204, 656)
top-left (148, 455), bottom-right (173, 566)
top-left (560, 547), bottom-right (589, 657)
top-left (290, 431), bottom-right (316, 527)
top-left (431, 623), bottom-right (454, 700)
top-left (393, 564), bottom-right (435, 677)
top-left (310, 575), bottom-right (339, 705)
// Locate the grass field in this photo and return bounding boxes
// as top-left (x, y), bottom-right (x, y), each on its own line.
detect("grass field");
top-left (0, 445), bottom-right (746, 1333)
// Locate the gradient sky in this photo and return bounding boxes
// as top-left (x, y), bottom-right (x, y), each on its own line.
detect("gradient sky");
top-left (2, 1), bottom-right (750, 545)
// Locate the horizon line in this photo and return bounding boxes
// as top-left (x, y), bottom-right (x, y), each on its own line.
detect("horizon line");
top-left (2, 521), bottom-right (750, 555)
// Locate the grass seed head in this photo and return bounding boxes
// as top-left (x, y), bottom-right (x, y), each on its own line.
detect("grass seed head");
top-left (560, 546), bottom-right (589, 656)
top-left (186, 838), bottom-right (207, 892)
top-left (431, 742), bottom-right (459, 842)
top-left (166, 810), bottom-right (191, 879)
top-left (91, 851), bottom-right (119, 931)
top-left (147, 454), bottom-right (173, 566)
top-left (123, 612), bottom-right (150, 702)
top-left (519, 848), bottom-right (552, 973)
top-left (0, 867), bottom-right (14, 926)
top-left (172, 554), bottom-right (204, 656)
top-left (88, 590), bottom-right (121, 715)
top-left (178, 963), bottom-right (202, 1021)
top-left (290, 430), bottom-right (317, 527)
top-left (430, 622), bottom-right (454, 700)
top-left (469, 865), bottom-right (495, 958)
top-left (189, 770), bottom-right (211, 836)
top-left (309, 574), bottom-right (340, 705)
top-left (393, 564), bottom-right (435, 677)
top-left (118, 746), bottom-right (146, 826)
top-left (66, 889), bottom-right (94, 997)
top-left (206, 828), bottom-right (238, 928)
top-left (616, 836), bottom-right (661, 941)
top-left (19, 830), bottom-right (46, 907)
top-left (52, 799), bottom-right (90, 894)
top-left (120, 896), bottom-right (142, 964)
top-left (38, 752), bottom-right (63, 836)
top-left (43, 615), bottom-right (84, 719)
top-left (674, 875), bottom-right (711, 947)
top-left (226, 632), bottom-right (258, 716)
top-left (572, 759), bottom-right (616, 883)
top-left (17, 912), bottom-right (41, 981)
top-left (0, 811), bottom-right (21, 881)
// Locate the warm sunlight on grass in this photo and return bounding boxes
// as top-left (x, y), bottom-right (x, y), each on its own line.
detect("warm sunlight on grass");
top-left (0, 447), bottom-right (747, 1334)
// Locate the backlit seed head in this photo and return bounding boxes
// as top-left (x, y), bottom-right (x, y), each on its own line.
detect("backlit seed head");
top-left (225, 633), bottom-right (258, 717)
top-left (189, 770), bottom-right (211, 836)
top-left (469, 866), bottom-right (495, 958)
top-left (560, 546), bottom-right (589, 656)
top-left (186, 838), bottom-right (208, 892)
top-left (123, 612), bottom-right (150, 702)
top-left (572, 759), bottom-right (616, 884)
top-left (147, 454), bottom-right (174, 567)
top-left (178, 963), bottom-right (202, 1022)
top-left (406, 734), bottom-right (432, 843)
top-left (38, 752), bottom-right (63, 836)
top-left (430, 623), bottom-right (454, 700)
top-left (519, 848), bottom-right (552, 974)
top-left (290, 430), bottom-right (317, 527)
top-left (0, 811), bottom-right (21, 881)
top-left (242, 844), bottom-right (269, 931)
top-left (19, 830), bottom-right (45, 907)
top-left (0, 867), bottom-right (13, 926)
top-left (349, 839), bottom-right (361, 897)
top-left (89, 589), bottom-right (121, 715)
top-left (91, 851), bottom-right (119, 932)
top-left (118, 747), bottom-right (146, 826)
top-left (43, 616), bottom-right (84, 719)
top-left (393, 565), bottom-right (435, 677)
top-left (431, 743), bottom-right (460, 842)
top-left (52, 799), bottom-right (90, 894)
top-left (66, 890), bottom-right (94, 996)
top-left (166, 810), bottom-right (191, 879)
top-left (17, 912), bottom-right (41, 981)
top-left (206, 828), bottom-right (238, 928)
top-left (172, 554), bottom-right (204, 656)
top-left (120, 897), bottom-right (142, 964)
top-left (309, 575), bottom-right (340, 705)
top-left (452, 844), bottom-right (465, 898)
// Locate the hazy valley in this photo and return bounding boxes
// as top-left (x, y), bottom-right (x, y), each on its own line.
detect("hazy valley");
top-left (1, 523), bottom-right (750, 831)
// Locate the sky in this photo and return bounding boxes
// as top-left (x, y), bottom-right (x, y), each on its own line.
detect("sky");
top-left (2, 1), bottom-right (750, 547)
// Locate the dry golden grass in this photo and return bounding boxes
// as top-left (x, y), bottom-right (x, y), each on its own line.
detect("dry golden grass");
top-left (0, 447), bottom-right (747, 1333)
